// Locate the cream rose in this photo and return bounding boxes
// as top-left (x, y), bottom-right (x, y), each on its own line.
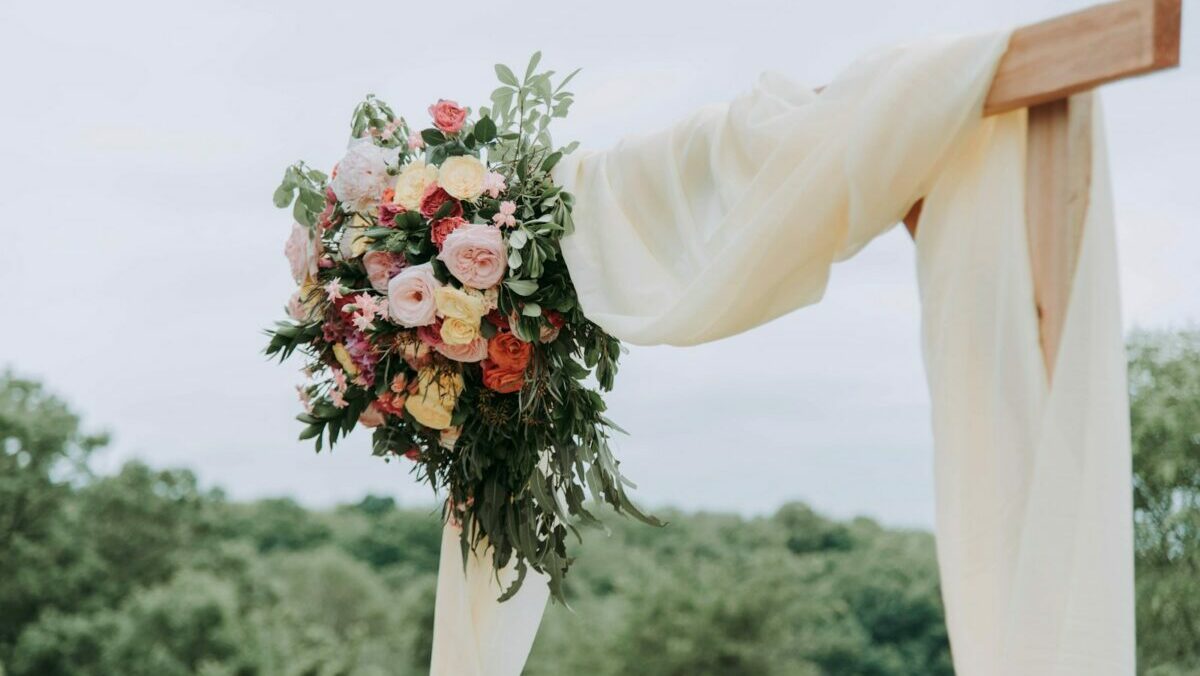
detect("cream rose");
top-left (387, 263), bottom-right (440, 327)
top-left (434, 286), bottom-right (487, 321)
top-left (437, 155), bottom-right (486, 201)
top-left (440, 317), bottom-right (480, 346)
top-left (393, 160), bottom-right (439, 210)
top-left (284, 223), bottom-right (320, 284)
top-left (439, 426), bottom-right (462, 450)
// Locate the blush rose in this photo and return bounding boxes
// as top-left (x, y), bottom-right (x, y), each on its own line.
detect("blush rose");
top-left (428, 99), bottom-right (467, 134)
top-left (437, 223), bottom-right (507, 289)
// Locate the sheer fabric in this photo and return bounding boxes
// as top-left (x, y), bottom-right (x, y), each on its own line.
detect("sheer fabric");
top-left (430, 30), bottom-right (1135, 675)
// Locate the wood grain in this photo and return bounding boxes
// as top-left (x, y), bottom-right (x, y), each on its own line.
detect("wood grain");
top-left (1024, 93), bottom-right (1094, 380)
top-left (985, 0), bottom-right (1181, 115)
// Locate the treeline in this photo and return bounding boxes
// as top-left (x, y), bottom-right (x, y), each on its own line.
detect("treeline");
top-left (0, 328), bottom-right (1197, 675)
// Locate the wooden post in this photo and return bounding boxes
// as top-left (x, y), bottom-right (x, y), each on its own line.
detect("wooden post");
top-left (1025, 93), bottom-right (1094, 379)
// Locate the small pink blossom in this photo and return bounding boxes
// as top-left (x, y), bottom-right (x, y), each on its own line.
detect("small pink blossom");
top-left (330, 389), bottom-right (348, 409)
top-left (296, 385), bottom-right (313, 413)
top-left (352, 313), bottom-right (375, 331)
top-left (482, 171), bottom-right (506, 198)
top-left (332, 368), bottom-right (348, 393)
top-left (408, 131), bottom-right (425, 150)
top-left (493, 200), bottom-right (517, 228)
top-left (325, 278), bottom-right (345, 301)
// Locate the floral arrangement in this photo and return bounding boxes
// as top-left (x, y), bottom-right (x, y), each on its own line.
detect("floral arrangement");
top-left (266, 54), bottom-right (657, 601)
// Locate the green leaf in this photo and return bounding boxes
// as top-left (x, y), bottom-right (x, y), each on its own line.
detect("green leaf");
top-left (504, 279), bottom-right (538, 296)
top-left (523, 51), bottom-right (542, 81)
top-left (508, 229), bottom-right (528, 249)
top-left (474, 116), bottom-right (497, 143)
top-left (421, 128), bottom-right (447, 146)
top-left (495, 64), bottom-right (519, 86)
top-left (273, 184), bottom-right (294, 208)
top-left (508, 248), bottom-right (522, 270)
top-left (521, 302), bottom-right (542, 317)
top-left (540, 151), bottom-right (563, 173)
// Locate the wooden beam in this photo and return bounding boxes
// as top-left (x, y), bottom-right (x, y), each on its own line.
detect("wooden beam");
top-left (1025, 93), bottom-right (1094, 379)
top-left (902, 0), bottom-right (1180, 238)
top-left (986, 0), bottom-right (1181, 115)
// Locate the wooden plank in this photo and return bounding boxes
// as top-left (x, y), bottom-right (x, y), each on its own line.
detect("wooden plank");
top-left (1025, 92), bottom-right (1094, 379)
top-left (985, 0), bottom-right (1181, 115)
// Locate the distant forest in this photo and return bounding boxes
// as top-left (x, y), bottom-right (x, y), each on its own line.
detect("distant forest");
top-left (1, 328), bottom-right (1196, 675)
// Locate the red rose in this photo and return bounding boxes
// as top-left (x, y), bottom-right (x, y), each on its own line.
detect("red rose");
top-left (488, 332), bottom-right (532, 372)
top-left (420, 185), bottom-right (463, 220)
top-left (485, 309), bottom-right (509, 330)
top-left (482, 360), bottom-right (525, 394)
top-left (544, 310), bottom-right (565, 329)
top-left (430, 216), bottom-right (467, 249)
top-left (428, 99), bottom-right (467, 134)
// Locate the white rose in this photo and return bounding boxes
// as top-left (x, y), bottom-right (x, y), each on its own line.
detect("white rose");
top-left (331, 138), bottom-right (397, 214)
top-left (339, 216), bottom-right (372, 260)
top-left (437, 155), bottom-right (486, 201)
top-left (393, 160), bottom-right (439, 210)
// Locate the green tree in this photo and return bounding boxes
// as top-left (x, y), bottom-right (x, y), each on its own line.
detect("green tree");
top-left (1128, 328), bottom-right (1200, 674)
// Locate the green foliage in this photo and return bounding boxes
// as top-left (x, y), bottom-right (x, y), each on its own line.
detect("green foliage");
top-left (1128, 328), bottom-right (1200, 674)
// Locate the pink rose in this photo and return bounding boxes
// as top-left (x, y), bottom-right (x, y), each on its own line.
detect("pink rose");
top-left (386, 263), bottom-right (441, 327)
top-left (363, 251), bottom-right (407, 293)
top-left (378, 201), bottom-right (404, 228)
top-left (286, 290), bottom-right (307, 321)
top-left (435, 336), bottom-right (489, 363)
top-left (428, 99), bottom-right (467, 134)
top-left (358, 402), bottom-right (387, 428)
top-left (284, 223), bottom-right (319, 284)
top-left (437, 223), bottom-right (507, 290)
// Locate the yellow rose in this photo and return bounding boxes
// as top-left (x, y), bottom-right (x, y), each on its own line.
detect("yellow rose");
top-left (404, 368), bottom-right (463, 430)
top-left (440, 317), bottom-right (480, 346)
top-left (437, 155), bottom-right (485, 201)
top-left (435, 286), bottom-right (487, 321)
top-left (393, 160), bottom-right (440, 210)
top-left (332, 343), bottom-right (359, 377)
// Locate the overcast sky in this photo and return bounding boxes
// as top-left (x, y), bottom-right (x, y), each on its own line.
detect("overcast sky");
top-left (1, 0), bottom-right (1195, 528)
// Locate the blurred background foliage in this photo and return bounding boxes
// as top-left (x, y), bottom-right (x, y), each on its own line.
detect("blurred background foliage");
top-left (0, 327), bottom-right (1196, 675)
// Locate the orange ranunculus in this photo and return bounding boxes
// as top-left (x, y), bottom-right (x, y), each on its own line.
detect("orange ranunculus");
top-left (482, 360), bottom-right (525, 394)
top-left (487, 332), bottom-right (532, 372)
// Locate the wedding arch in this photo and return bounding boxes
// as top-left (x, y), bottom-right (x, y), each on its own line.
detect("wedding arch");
top-left (266, 0), bottom-right (1184, 673)
top-left (429, 2), bottom-right (1183, 674)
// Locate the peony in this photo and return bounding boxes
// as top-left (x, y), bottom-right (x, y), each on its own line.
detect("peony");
top-left (393, 160), bottom-right (440, 210)
top-left (434, 286), bottom-right (487, 321)
top-left (488, 332), bottom-right (532, 372)
top-left (435, 336), bottom-right (489, 363)
top-left (358, 402), bottom-right (387, 428)
top-left (440, 317), bottom-right (480, 346)
top-left (482, 360), bottom-right (525, 394)
top-left (437, 155), bottom-right (486, 201)
top-left (419, 185), bottom-right (463, 219)
top-left (285, 223), bottom-right (320, 284)
top-left (430, 216), bottom-right (466, 250)
top-left (363, 251), bottom-right (407, 292)
top-left (438, 223), bottom-right (507, 289)
top-left (331, 139), bottom-right (397, 213)
top-left (405, 367), bottom-right (464, 430)
top-left (428, 99), bottom-right (467, 134)
top-left (387, 263), bottom-right (440, 327)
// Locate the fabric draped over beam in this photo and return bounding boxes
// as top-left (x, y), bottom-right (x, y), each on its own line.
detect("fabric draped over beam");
top-left (430, 30), bottom-right (1135, 675)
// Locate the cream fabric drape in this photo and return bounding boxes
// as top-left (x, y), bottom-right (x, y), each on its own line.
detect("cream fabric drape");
top-left (431, 29), bottom-right (1135, 675)
top-left (429, 524), bottom-right (548, 676)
